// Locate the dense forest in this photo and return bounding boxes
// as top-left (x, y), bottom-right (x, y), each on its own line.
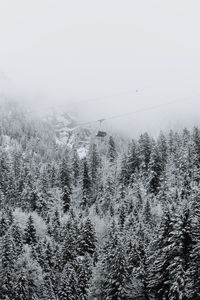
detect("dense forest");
top-left (1, 102), bottom-right (200, 299)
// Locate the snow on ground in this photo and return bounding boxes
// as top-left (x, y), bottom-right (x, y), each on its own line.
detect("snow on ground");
top-left (2, 135), bottom-right (11, 151)
top-left (55, 136), bottom-right (69, 146)
top-left (77, 146), bottom-right (88, 159)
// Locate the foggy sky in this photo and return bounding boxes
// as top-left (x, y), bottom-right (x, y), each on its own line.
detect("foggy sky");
top-left (0, 0), bottom-right (200, 136)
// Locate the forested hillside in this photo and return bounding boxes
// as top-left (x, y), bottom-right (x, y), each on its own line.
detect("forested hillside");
top-left (1, 102), bottom-right (200, 299)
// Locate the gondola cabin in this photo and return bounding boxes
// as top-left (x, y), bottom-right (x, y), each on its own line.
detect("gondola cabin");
top-left (96, 130), bottom-right (107, 138)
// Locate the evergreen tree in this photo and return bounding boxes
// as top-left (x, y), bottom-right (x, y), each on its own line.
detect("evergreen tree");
top-left (58, 263), bottom-right (78, 300)
top-left (0, 149), bottom-right (10, 197)
top-left (157, 131), bottom-right (168, 171)
top-left (148, 209), bottom-right (174, 299)
top-left (50, 209), bottom-right (61, 242)
top-left (44, 241), bottom-right (55, 271)
top-left (88, 142), bottom-right (100, 185)
top-left (0, 232), bottom-right (15, 299)
top-left (15, 251), bottom-right (44, 300)
top-left (101, 174), bottom-right (115, 213)
top-left (132, 240), bottom-right (150, 300)
top-left (107, 136), bottom-right (117, 163)
top-left (168, 207), bottom-right (193, 300)
top-left (119, 153), bottom-right (130, 187)
top-left (81, 158), bottom-right (92, 209)
top-left (148, 144), bottom-right (163, 194)
top-left (62, 185), bottom-right (71, 213)
top-left (14, 270), bottom-right (29, 300)
top-left (71, 148), bottom-right (80, 186)
top-left (60, 156), bottom-right (72, 190)
top-left (143, 199), bottom-right (153, 228)
top-left (122, 140), bottom-right (140, 185)
top-left (138, 132), bottom-right (152, 174)
top-left (79, 218), bottom-right (97, 256)
top-left (11, 223), bottom-right (23, 256)
top-left (0, 211), bottom-right (9, 237)
top-left (76, 255), bottom-right (92, 300)
top-left (148, 206), bottom-right (193, 300)
top-left (185, 193), bottom-right (200, 299)
top-left (61, 223), bottom-right (77, 267)
top-left (24, 215), bottom-right (37, 245)
top-left (44, 277), bottom-right (57, 300)
top-left (91, 228), bottom-right (131, 300)
top-left (118, 205), bottom-right (127, 228)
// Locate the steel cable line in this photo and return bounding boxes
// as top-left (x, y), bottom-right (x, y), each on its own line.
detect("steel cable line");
top-left (65, 88), bottom-right (143, 107)
top-left (64, 82), bottom-right (158, 107)
top-left (76, 94), bottom-right (195, 128)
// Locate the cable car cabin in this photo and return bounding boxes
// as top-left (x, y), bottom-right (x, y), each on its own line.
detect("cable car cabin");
top-left (96, 130), bottom-right (107, 138)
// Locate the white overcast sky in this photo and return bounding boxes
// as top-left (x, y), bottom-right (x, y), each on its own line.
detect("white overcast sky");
top-left (0, 0), bottom-right (200, 135)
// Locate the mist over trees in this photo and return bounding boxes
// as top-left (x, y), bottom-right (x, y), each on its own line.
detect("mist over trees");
top-left (1, 102), bottom-right (200, 299)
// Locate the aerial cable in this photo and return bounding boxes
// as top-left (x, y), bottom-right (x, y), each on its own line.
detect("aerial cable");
top-left (101, 98), bottom-right (189, 121)
top-left (65, 87), bottom-right (146, 107)
top-left (67, 81), bottom-right (171, 107)
top-left (76, 94), bottom-right (194, 128)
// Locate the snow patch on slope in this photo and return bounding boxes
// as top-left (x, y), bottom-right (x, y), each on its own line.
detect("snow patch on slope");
top-left (77, 146), bottom-right (88, 159)
top-left (45, 110), bottom-right (91, 158)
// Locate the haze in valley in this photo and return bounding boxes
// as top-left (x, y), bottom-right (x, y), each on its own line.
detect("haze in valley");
top-left (0, 0), bottom-right (200, 136)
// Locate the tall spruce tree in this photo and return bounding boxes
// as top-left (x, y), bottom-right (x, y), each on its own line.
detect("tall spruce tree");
top-left (78, 218), bottom-right (97, 256)
top-left (0, 231), bottom-right (15, 299)
top-left (148, 144), bottom-right (163, 194)
top-left (91, 226), bottom-right (131, 300)
top-left (58, 263), bottom-right (78, 300)
top-left (81, 158), bottom-right (92, 209)
top-left (107, 136), bottom-right (117, 163)
top-left (62, 185), bottom-right (71, 213)
top-left (24, 215), bottom-right (37, 245)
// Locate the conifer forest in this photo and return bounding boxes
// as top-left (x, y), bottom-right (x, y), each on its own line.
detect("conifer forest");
top-left (1, 102), bottom-right (200, 300)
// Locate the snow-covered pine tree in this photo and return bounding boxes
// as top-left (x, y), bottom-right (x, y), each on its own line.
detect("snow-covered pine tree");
top-left (81, 158), bottom-right (92, 209)
top-left (138, 132), bottom-right (152, 175)
top-left (14, 269), bottom-right (29, 300)
top-left (148, 144), bottom-right (163, 194)
top-left (58, 263), bottom-right (78, 300)
top-left (88, 142), bottom-right (101, 185)
top-left (62, 185), bottom-right (71, 213)
top-left (78, 218), bottom-right (97, 257)
top-left (24, 215), bottom-right (37, 245)
top-left (60, 155), bottom-right (72, 190)
top-left (107, 136), bottom-right (117, 163)
top-left (75, 255), bottom-right (92, 300)
top-left (0, 210), bottom-right (10, 237)
top-left (91, 224), bottom-right (131, 300)
top-left (11, 223), bottom-right (23, 256)
top-left (71, 147), bottom-right (80, 186)
top-left (0, 231), bottom-right (15, 299)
